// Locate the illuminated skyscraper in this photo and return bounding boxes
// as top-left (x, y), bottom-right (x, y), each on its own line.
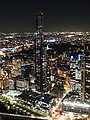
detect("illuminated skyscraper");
top-left (85, 43), bottom-right (90, 103)
top-left (81, 42), bottom-right (90, 103)
top-left (35, 13), bottom-right (48, 92)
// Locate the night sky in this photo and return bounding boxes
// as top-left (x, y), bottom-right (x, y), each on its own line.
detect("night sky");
top-left (0, 0), bottom-right (90, 32)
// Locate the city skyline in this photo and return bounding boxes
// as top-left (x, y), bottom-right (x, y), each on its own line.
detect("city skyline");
top-left (0, 0), bottom-right (90, 32)
top-left (0, 32), bottom-right (90, 119)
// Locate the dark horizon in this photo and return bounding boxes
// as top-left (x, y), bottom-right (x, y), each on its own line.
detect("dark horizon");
top-left (0, 0), bottom-right (90, 32)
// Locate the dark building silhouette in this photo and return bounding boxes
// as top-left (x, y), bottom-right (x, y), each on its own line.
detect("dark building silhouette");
top-left (21, 64), bottom-right (30, 78)
top-left (35, 13), bottom-right (47, 92)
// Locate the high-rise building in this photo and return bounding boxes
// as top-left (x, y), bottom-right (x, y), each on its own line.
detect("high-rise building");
top-left (81, 42), bottom-right (90, 103)
top-left (35, 13), bottom-right (48, 92)
top-left (85, 43), bottom-right (90, 103)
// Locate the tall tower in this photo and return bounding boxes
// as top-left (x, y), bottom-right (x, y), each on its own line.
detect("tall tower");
top-left (35, 13), bottom-right (47, 92)
top-left (81, 42), bottom-right (90, 102)
top-left (81, 52), bottom-right (86, 101)
top-left (85, 42), bottom-right (90, 103)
